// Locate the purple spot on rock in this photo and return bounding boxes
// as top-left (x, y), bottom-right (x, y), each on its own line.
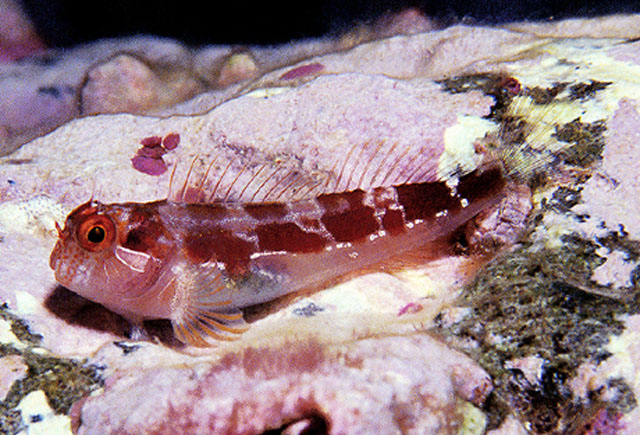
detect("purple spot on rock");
top-left (501, 77), bottom-right (522, 95)
top-left (131, 156), bottom-right (167, 176)
top-left (37, 86), bottom-right (61, 98)
top-left (140, 136), bottom-right (162, 147)
top-left (162, 133), bottom-right (180, 150)
top-left (581, 408), bottom-right (624, 435)
top-left (280, 63), bottom-right (325, 80)
top-left (136, 145), bottom-right (166, 158)
top-left (398, 303), bottom-right (423, 316)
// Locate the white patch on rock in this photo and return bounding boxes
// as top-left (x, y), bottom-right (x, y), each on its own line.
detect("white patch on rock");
top-left (486, 415), bottom-right (528, 435)
top-left (0, 318), bottom-right (25, 349)
top-left (245, 87), bottom-right (291, 98)
top-left (14, 291), bottom-right (40, 316)
top-left (572, 100), bottom-right (640, 239)
top-left (459, 402), bottom-right (488, 435)
top-left (17, 390), bottom-right (72, 435)
top-left (592, 248), bottom-right (638, 289)
top-left (439, 114), bottom-right (496, 185)
top-left (0, 196), bottom-right (65, 238)
top-left (505, 355), bottom-right (545, 387)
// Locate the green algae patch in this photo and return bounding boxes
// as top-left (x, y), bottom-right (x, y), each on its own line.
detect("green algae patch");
top-left (434, 72), bottom-right (635, 432)
top-left (0, 349), bottom-right (104, 434)
top-left (437, 73), bottom-right (508, 95)
top-left (524, 83), bottom-right (568, 105)
top-left (0, 408), bottom-right (22, 435)
top-left (0, 304), bottom-right (104, 434)
top-left (437, 73), bottom-right (521, 119)
top-left (436, 232), bottom-right (639, 432)
top-left (555, 119), bottom-right (606, 167)
top-left (6, 352), bottom-right (103, 414)
top-left (0, 303), bottom-right (42, 346)
top-left (567, 80), bottom-right (612, 102)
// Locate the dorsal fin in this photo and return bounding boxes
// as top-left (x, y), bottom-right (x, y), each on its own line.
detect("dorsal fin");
top-left (168, 156), bottom-right (332, 204)
top-left (167, 139), bottom-right (458, 206)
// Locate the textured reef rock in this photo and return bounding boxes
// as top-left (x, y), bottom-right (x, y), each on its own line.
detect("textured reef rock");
top-left (2, 8), bottom-right (640, 435)
top-left (76, 337), bottom-right (492, 434)
top-left (0, 0), bottom-right (45, 63)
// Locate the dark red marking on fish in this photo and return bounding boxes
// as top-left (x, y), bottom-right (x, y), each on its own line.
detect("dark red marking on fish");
top-left (121, 208), bottom-right (171, 257)
top-left (184, 228), bottom-right (254, 274)
top-left (457, 166), bottom-right (505, 202)
top-left (299, 216), bottom-right (324, 231)
top-left (381, 208), bottom-right (405, 236)
top-left (244, 203), bottom-right (289, 220)
top-left (320, 204), bottom-right (379, 242)
top-left (317, 190), bottom-right (381, 242)
top-left (256, 222), bottom-right (328, 253)
top-left (395, 182), bottom-right (460, 222)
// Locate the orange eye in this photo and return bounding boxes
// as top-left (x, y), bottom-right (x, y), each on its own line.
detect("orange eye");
top-left (76, 215), bottom-right (115, 251)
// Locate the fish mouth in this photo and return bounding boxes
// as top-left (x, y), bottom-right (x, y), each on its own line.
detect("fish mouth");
top-left (49, 244), bottom-right (74, 290)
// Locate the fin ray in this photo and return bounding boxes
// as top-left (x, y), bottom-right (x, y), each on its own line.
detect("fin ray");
top-left (171, 262), bottom-right (248, 346)
top-left (167, 138), bottom-right (494, 207)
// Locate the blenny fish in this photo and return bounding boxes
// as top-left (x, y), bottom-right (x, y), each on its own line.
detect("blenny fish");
top-left (50, 141), bottom-right (509, 347)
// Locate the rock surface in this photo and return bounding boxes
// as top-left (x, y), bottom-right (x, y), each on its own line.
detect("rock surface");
top-left (1, 10), bottom-right (640, 435)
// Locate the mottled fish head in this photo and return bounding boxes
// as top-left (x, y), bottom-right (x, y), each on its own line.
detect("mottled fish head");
top-left (50, 200), bottom-right (175, 317)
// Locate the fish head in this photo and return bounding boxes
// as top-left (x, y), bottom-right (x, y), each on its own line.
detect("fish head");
top-left (50, 201), bottom-right (174, 317)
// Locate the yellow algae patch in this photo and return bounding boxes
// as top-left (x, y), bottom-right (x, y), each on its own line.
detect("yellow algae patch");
top-left (439, 114), bottom-right (496, 184)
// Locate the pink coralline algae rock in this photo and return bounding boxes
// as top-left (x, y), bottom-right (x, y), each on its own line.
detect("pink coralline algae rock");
top-left (81, 54), bottom-right (204, 114)
top-left (0, 72), bottom-right (493, 208)
top-left (76, 337), bottom-right (492, 434)
top-left (573, 98), bottom-right (640, 239)
top-left (0, 36), bottom-right (200, 154)
top-left (0, 0), bottom-right (46, 62)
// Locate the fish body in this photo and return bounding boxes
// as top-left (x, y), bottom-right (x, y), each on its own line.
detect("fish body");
top-left (50, 162), bottom-right (506, 346)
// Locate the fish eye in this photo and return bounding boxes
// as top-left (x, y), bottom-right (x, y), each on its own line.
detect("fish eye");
top-left (76, 214), bottom-right (115, 251)
top-left (87, 225), bottom-right (106, 243)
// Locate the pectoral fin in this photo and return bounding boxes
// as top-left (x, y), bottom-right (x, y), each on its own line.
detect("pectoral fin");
top-left (170, 263), bottom-right (248, 347)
